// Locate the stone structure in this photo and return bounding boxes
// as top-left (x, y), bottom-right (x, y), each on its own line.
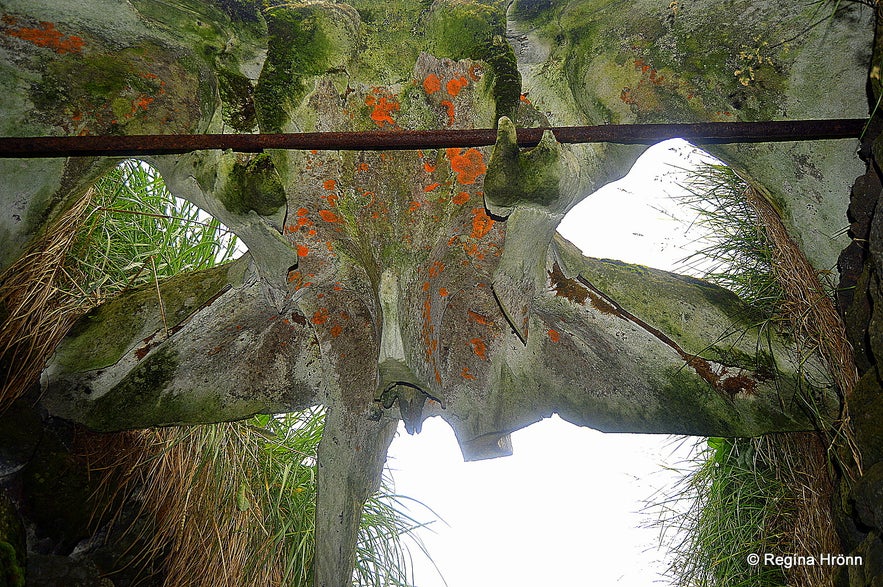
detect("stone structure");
top-left (0, 0), bottom-right (880, 584)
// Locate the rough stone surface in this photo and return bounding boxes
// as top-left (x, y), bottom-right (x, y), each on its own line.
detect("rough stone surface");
top-left (0, 0), bottom-right (877, 583)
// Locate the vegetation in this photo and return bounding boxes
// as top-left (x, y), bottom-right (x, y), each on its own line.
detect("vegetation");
top-left (646, 160), bottom-right (849, 587)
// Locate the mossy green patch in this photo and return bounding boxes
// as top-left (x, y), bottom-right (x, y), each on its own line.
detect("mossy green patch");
top-left (0, 541), bottom-right (24, 587)
top-left (30, 41), bottom-right (202, 134)
top-left (218, 153), bottom-right (286, 215)
top-left (55, 264), bottom-right (231, 373)
top-left (255, 6), bottom-right (334, 132)
top-left (218, 68), bottom-right (257, 131)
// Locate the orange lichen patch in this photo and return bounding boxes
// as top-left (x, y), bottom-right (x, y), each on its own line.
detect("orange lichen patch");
top-left (452, 191), bottom-right (470, 205)
top-left (297, 207), bottom-right (309, 217)
top-left (296, 244), bottom-right (309, 257)
top-left (357, 162), bottom-right (370, 172)
top-left (422, 281), bottom-right (431, 292)
top-left (461, 367), bottom-right (476, 380)
top-left (467, 310), bottom-right (492, 326)
top-left (438, 287), bottom-right (449, 297)
top-left (434, 368), bottom-right (442, 384)
top-left (519, 93), bottom-right (531, 103)
top-left (547, 329), bottom-right (561, 343)
top-left (423, 182), bottom-right (441, 193)
top-left (440, 99), bottom-right (456, 126)
top-left (287, 270), bottom-right (302, 283)
top-left (131, 95), bottom-right (155, 115)
top-left (296, 215), bottom-right (313, 228)
top-left (311, 308), bottom-right (329, 325)
top-left (423, 161), bottom-right (436, 173)
top-left (468, 63), bottom-right (482, 81)
top-left (323, 179), bottom-right (336, 190)
top-left (365, 90), bottom-right (399, 127)
top-left (408, 200), bottom-right (422, 212)
top-left (428, 261), bottom-right (445, 278)
top-left (470, 208), bottom-right (494, 239)
top-left (446, 76), bottom-right (469, 97)
top-left (446, 148), bottom-right (486, 184)
top-left (330, 324), bottom-right (343, 338)
top-left (318, 209), bottom-right (342, 223)
top-left (4, 19), bottom-right (85, 54)
top-left (469, 338), bottom-right (487, 360)
top-left (423, 73), bottom-right (441, 94)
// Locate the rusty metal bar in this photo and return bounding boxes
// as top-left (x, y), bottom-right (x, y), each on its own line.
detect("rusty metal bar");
top-left (0, 119), bottom-right (867, 158)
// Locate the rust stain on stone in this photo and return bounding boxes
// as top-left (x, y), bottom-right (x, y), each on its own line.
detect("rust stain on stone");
top-left (548, 263), bottom-right (589, 304)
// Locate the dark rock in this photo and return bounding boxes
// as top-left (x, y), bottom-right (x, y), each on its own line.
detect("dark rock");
top-left (847, 532), bottom-right (883, 587)
top-left (852, 372), bottom-right (883, 468)
top-left (852, 462), bottom-right (883, 532)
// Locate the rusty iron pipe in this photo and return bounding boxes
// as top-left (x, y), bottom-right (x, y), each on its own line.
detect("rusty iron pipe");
top-left (0, 119), bottom-right (867, 158)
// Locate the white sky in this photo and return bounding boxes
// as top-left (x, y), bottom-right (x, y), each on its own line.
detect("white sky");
top-left (386, 139), bottom-right (718, 587)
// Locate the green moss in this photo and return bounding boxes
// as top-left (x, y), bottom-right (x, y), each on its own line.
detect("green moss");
top-left (512, 0), bottom-right (557, 23)
top-left (218, 68), bottom-right (257, 131)
top-left (218, 153), bottom-right (286, 215)
top-left (255, 7), bottom-right (333, 132)
top-left (56, 265), bottom-right (231, 372)
top-left (425, 1), bottom-right (503, 60)
top-left (0, 542), bottom-right (24, 587)
top-left (85, 346), bottom-right (181, 429)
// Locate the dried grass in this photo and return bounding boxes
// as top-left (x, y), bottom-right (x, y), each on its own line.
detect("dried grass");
top-left (0, 189), bottom-right (97, 411)
top-left (83, 424), bottom-right (285, 587)
top-left (745, 186), bottom-right (863, 479)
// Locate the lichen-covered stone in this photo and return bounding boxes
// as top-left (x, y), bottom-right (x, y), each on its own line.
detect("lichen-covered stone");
top-left (0, 0), bottom-right (873, 583)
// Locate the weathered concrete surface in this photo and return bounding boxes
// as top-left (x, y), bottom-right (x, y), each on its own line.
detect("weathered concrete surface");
top-left (0, 0), bottom-right (874, 583)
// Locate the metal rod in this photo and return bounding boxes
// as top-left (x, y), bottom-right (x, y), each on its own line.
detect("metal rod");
top-left (0, 119), bottom-right (867, 158)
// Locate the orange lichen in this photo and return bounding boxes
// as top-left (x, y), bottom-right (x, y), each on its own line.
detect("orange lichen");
top-left (422, 281), bottom-right (431, 292)
top-left (408, 200), bottom-right (422, 212)
top-left (365, 90), bottom-right (399, 127)
top-left (357, 162), bottom-right (370, 172)
top-left (469, 338), bottom-right (487, 360)
top-left (330, 325), bottom-right (343, 338)
top-left (423, 161), bottom-right (436, 173)
top-left (461, 367), bottom-right (476, 380)
top-left (446, 76), bottom-right (469, 97)
top-left (428, 261), bottom-right (445, 278)
top-left (311, 308), bottom-right (329, 325)
top-left (318, 209), bottom-right (342, 223)
top-left (423, 73), bottom-right (441, 94)
top-left (438, 287), bottom-right (449, 297)
top-left (470, 208), bottom-right (494, 239)
top-left (467, 310), bottom-right (491, 326)
top-left (446, 148), bottom-right (486, 185)
top-left (519, 94), bottom-right (531, 104)
top-left (423, 182), bottom-right (440, 192)
top-left (547, 329), bottom-right (561, 343)
top-left (452, 191), bottom-right (470, 205)
top-left (297, 207), bottom-right (309, 216)
top-left (440, 99), bottom-right (456, 125)
top-left (4, 20), bottom-right (85, 54)
top-left (323, 179), bottom-right (336, 190)
top-left (296, 244), bottom-right (309, 257)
